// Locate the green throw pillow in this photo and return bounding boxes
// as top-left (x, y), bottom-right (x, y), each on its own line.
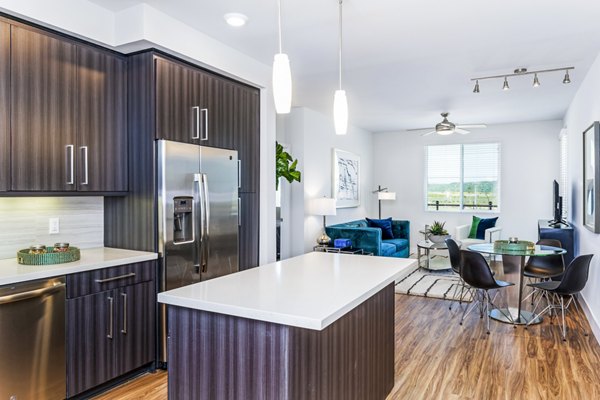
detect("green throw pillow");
top-left (468, 216), bottom-right (481, 239)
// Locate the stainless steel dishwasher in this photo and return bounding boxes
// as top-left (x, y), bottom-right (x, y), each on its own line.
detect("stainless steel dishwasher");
top-left (0, 277), bottom-right (66, 400)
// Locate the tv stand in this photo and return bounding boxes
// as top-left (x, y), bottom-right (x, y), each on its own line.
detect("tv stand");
top-left (538, 219), bottom-right (574, 268)
top-left (548, 218), bottom-right (568, 227)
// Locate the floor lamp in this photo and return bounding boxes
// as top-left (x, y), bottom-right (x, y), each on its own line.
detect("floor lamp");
top-left (311, 197), bottom-right (337, 245)
top-left (373, 185), bottom-right (396, 219)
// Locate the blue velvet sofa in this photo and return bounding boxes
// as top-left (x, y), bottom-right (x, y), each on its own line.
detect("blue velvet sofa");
top-left (325, 219), bottom-right (410, 258)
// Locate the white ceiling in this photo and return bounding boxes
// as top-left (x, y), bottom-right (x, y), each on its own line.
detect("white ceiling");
top-left (91, 0), bottom-right (600, 133)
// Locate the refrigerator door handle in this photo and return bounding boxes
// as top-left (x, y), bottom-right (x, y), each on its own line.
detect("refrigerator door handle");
top-left (194, 173), bottom-right (203, 270)
top-left (201, 173), bottom-right (210, 273)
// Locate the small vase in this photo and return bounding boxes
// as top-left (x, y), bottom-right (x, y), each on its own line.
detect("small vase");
top-left (429, 234), bottom-right (451, 244)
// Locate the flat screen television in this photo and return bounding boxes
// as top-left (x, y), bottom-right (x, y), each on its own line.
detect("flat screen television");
top-left (550, 180), bottom-right (564, 225)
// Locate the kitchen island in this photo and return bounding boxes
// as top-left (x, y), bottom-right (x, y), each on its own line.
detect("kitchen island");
top-left (158, 252), bottom-right (416, 400)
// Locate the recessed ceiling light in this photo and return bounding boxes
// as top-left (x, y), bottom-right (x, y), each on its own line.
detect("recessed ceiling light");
top-left (224, 13), bottom-right (248, 27)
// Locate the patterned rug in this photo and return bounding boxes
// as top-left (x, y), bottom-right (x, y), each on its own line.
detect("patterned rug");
top-left (395, 262), bottom-right (473, 302)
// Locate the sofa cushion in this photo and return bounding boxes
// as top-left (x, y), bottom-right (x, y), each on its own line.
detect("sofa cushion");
top-left (381, 242), bottom-right (397, 256)
top-left (468, 216), bottom-right (498, 240)
top-left (366, 217), bottom-right (394, 239)
top-left (382, 238), bottom-right (409, 252)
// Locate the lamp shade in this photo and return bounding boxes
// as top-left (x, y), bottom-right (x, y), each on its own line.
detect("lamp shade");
top-left (310, 197), bottom-right (337, 216)
top-left (333, 89), bottom-right (348, 135)
top-left (378, 192), bottom-right (396, 201)
top-left (273, 53), bottom-right (292, 114)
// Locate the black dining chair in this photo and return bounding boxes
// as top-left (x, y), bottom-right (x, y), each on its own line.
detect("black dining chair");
top-left (446, 238), bottom-right (470, 311)
top-left (459, 250), bottom-right (515, 334)
top-left (523, 238), bottom-right (565, 305)
top-left (525, 254), bottom-right (593, 341)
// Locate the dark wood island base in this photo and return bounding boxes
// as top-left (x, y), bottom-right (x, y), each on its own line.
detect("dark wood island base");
top-left (167, 283), bottom-right (395, 400)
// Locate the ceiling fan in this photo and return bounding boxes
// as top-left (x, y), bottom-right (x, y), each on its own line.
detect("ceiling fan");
top-left (408, 113), bottom-right (487, 136)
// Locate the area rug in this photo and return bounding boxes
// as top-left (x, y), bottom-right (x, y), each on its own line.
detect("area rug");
top-left (395, 262), bottom-right (473, 302)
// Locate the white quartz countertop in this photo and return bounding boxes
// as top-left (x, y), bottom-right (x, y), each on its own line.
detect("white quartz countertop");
top-left (158, 252), bottom-right (416, 330)
top-left (0, 247), bottom-right (158, 286)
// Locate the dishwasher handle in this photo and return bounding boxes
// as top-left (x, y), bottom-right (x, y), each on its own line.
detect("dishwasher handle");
top-left (0, 282), bottom-right (65, 305)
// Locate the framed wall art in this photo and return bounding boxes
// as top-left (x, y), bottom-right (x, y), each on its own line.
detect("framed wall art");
top-left (583, 121), bottom-right (600, 233)
top-left (333, 149), bottom-right (360, 208)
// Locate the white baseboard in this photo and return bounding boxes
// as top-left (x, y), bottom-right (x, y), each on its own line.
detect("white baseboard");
top-left (577, 293), bottom-right (600, 343)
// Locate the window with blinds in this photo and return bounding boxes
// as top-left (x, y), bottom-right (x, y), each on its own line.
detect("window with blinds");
top-left (559, 131), bottom-right (568, 219)
top-left (426, 143), bottom-right (501, 211)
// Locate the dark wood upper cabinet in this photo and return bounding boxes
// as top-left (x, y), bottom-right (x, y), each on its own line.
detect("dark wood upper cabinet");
top-left (0, 22), bottom-right (9, 192)
top-left (200, 75), bottom-right (235, 149)
top-left (77, 46), bottom-right (128, 192)
top-left (10, 25), bottom-right (77, 191)
top-left (235, 86), bottom-right (260, 193)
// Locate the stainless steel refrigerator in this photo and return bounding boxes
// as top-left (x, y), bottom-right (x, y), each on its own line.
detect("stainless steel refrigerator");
top-left (157, 139), bottom-right (239, 363)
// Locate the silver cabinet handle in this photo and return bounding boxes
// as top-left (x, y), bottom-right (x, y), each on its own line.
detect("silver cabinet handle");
top-left (66, 145), bottom-right (74, 185)
top-left (0, 282), bottom-right (65, 305)
top-left (121, 292), bottom-right (127, 334)
top-left (238, 160), bottom-right (241, 189)
top-left (94, 272), bottom-right (136, 283)
top-left (201, 108), bottom-right (208, 141)
top-left (192, 106), bottom-right (200, 139)
top-left (80, 146), bottom-right (89, 185)
top-left (107, 296), bottom-right (114, 339)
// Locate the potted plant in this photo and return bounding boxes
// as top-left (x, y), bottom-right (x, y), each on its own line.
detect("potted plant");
top-left (427, 221), bottom-right (451, 243)
top-left (276, 141), bottom-right (301, 189)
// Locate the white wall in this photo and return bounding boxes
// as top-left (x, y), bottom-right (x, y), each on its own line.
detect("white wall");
top-left (0, 197), bottom-right (104, 259)
top-left (563, 51), bottom-right (600, 339)
top-left (373, 120), bottom-right (562, 252)
top-left (0, 1), bottom-right (277, 264)
top-left (277, 107), bottom-right (375, 256)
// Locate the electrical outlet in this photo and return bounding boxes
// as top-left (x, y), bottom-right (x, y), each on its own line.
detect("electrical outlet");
top-left (49, 218), bottom-right (60, 234)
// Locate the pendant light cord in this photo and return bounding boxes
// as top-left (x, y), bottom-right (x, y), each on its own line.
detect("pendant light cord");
top-left (277, 0), bottom-right (283, 54)
top-left (338, 0), bottom-right (343, 90)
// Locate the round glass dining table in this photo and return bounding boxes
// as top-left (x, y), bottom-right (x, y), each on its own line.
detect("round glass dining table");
top-left (467, 243), bottom-right (567, 325)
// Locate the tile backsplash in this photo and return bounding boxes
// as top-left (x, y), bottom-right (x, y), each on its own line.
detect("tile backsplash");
top-left (0, 197), bottom-right (104, 260)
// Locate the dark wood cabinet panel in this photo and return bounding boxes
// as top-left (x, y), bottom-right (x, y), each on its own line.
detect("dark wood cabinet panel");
top-left (114, 281), bottom-right (156, 376)
top-left (0, 22), bottom-right (9, 192)
top-left (66, 290), bottom-right (115, 397)
top-left (155, 58), bottom-right (197, 144)
top-left (10, 25), bottom-right (77, 191)
top-left (239, 192), bottom-right (259, 270)
top-left (77, 46), bottom-right (128, 192)
top-left (235, 86), bottom-right (260, 193)
top-left (201, 75), bottom-right (235, 149)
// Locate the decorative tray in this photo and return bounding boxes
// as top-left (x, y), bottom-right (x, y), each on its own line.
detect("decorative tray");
top-left (493, 240), bottom-right (535, 252)
top-left (17, 247), bottom-right (81, 265)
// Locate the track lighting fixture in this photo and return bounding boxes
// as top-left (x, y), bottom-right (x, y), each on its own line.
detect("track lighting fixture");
top-left (563, 70), bottom-right (571, 84)
top-left (471, 66), bottom-right (574, 93)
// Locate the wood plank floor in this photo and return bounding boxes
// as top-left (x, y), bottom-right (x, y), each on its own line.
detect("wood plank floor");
top-left (94, 261), bottom-right (600, 400)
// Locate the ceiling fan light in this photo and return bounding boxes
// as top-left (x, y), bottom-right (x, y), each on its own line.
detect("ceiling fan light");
top-left (533, 73), bottom-right (540, 87)
top-left (438, 129), bottom-right (454, 136)
top-left (473, 80), bottom-right (480, 93)
top-left (563, 70), bottom-right (571, 84)
top-left (502, 77), bottom-right (510, 91)
top-left (272, 53), bottom-right (292, 114)
top-left (333, 90), bottom-right (348, 135)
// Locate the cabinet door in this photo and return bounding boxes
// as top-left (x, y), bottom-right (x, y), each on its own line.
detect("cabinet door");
top-left (198, 74), bottom-right (235, 149)
top-left (11, 25), bottom-right (77, 191)
top-left (66, 290), bottom-right (116, 397)
top-left (0, 22), bottom-right (8, 192)
top-left (239, 192), bottom-right (259, 270)
top-left (114, 281), bottom-right (156, 376)
top-left (235, 86), bottom-right (260, 193)
top-left (77, 46), bottom-right (128, 192)
top-left (155, 58), bottom-right (197, 143)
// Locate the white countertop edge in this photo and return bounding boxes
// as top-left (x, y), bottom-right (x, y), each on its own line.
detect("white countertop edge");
top-left (0, 248), bottom-right (158, 286)
top-left (158, 263), bottom-right (413, 331)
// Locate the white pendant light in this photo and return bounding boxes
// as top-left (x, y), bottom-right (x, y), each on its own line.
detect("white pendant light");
top-left (272, 0), bottom-right (292, 114)
top-left (334, 0), bottom-right (348, 135)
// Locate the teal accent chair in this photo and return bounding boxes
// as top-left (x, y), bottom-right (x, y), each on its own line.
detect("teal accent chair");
top-left (325, 219), bottom-right (410, 258)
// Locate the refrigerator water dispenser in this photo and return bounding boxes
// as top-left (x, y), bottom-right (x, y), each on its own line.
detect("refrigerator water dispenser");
top-left (173, 196), bottom-right (193, 243)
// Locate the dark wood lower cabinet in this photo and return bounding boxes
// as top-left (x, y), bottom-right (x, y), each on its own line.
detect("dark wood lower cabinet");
top-left (66, 265), bottom-right (155, 398)
top-left (0, 21), bottom-right (9, 192)
top-left (167, 284), bottom-right (395, 400)
top-left (239, 192), bottom-right (259, 270)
